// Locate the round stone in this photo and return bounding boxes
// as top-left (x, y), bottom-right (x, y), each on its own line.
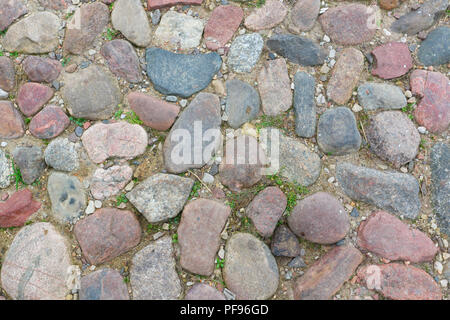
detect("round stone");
top-left (227, 33), bottom-right (263, 73)
top-left (44, 138), bottom-right (79, 172)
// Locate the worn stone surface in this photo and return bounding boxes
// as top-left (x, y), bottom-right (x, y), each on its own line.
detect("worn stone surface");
top-left (223, 233), bottom-right (279, 300)
top-left (178, 199), bottom-right (231, 275)
top-left (0, 0), bottom-right (27, 31)
top-left (0, 222), bottom-right (71, 300)
top-left (317, 107), bottom-right (361, 156)
top-left (29, 105), bottom-right (70, 140)
top-left (266, 34), bottom-right (326, 66)
top-left (0, 57), bottom-right (15, 92)
top-left (357, 82), bottom-right (407, 111)
top-left (294, 71), bottom-right (316, 138)
top-left (62, 65), bottom-right (122, 120)
top-left (257, 58), bottom-right (292, 116)
top-left (244, 0), bottom-right (288, 31)
top-left (319, 4), bottom-right (377, 45)
top-left (100, 40), bottom-right (142, 83)
top-left (47, 172), bottom-right (86, 224)
top-left (0, 101), bottom-right (24, 139)
top-left (271, 225), bottom-right (301, 257)
top-left (127, 92), bottom-right (179, 131)
top-left (204, 5), bottom-right (243, 50)
top-left (80, 269), bottom-right (129, 300)
top-left (17, 83), bottom-right (54, 117)
top-left (288, 0), bottom-right (320, 33)
top-left (225, 79), bottom-right (260, 129)
top-left (227, 33), bottom-right (264, 73)
top-left (327, 48), bottom-right (364, 105)
top-left (358, 264), bottom-right (442, 300)
top-left (418, 27), bottom-right (450, 66)
top-left (147, 0), bottom-right (203, 10)
top-left (336, 162), bottom-right (421, 219)
top-left (430, 143), bottom-right (450, 236)
top-left (246, 187), bottom-right (287, 237)
top-left (293, 246), bottom-right (363, 300)
top-left (44, 138), bottom-right (79, 172)
top-left (0, 150), bottom-right (11, 189)
top-left (146, 48), bottom-right (222, 98)
top-left (12, 146), bottom-right (46, 185)
top-left (411, 70), bottom-right (449, 133)
top-left (0, 189), bottom-right (41, 228)
top-left (371, 42), bottom-right (413, 79)
top-left (81, 122), bottom-right (148, 163)
top-left (74, 208), bottom-right (141, 265)
top-left (357, 211), bottom-right (438, 262)
top-left (185, 283), bottom-right (226, 300)
top-left (126, 173), bottom-right (193, 223)
top-left (131, 236), bottom-right (182, 300)
top-left (366, 111), bottom-right (420, 167)
top-left (91, 165), bottom-right (133, 200)
top-left (38, 0), bottom-right (69, 11)
top-left (22, 56), bottom-right (62, 83)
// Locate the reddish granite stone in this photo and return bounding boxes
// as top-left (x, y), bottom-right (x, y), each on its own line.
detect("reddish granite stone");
top-left (80, 269), bottom-right (129, 300)
top-left (0, 56), bottom-right (15, 92)
top-left (127, 92), bottom-right (180, 131)
top-left (0, 189), bottom-right (41, 228)
top-left (185, 283), bottom-right (226, 300)
top-left (74, 208), bottom-right (141, 265)
top-left (204, 5), bottom-right (244, 51)
top-left (17, 83), bottom-right (54, 116)
top-left (0, 0), bottom-right (28, 31)
top-left (411, 69), bottom-right (449, 133)
top-left (147, 0), bottom-right (203, 10)
top-left (38, 0), bottom-right (69, 10)
top-left (0, 101), bottom-right (25, 139)
top-left (371, 42), bottom-right (413, 79)
top-left (358, 263), bottom-right (442, 300)
top-left (244, 0), bottom-right (288, 31)
top-left (100, 40), bottom-right (142, 83)
top-left (29, 105), bottom-right (70, 139)
top-left (22, 56), bottom-right (62, 83)
top-left (357, 211), bottom-right (437, 263)
top-left (288, 0), bottom-right (320, 33)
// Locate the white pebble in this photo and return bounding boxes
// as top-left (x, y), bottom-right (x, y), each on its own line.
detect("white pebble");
top-left (418, 126), bottom-right (427, 134)
top-left (327, 177), bottom-right (335, 183)
top-left (85, 200), bottom-right (95, 215)
top-left (352, 104), bottom-right (362, 113)
top-left (434, 261), bottom-right (443, 274)
top-left (323, 35), bottom-right (330, 42)
top-left (94, 200), bottom-right (102, 209)
top-left (329, 49), bottom-right (336, 58)
top-left (0, 141), bottom-right (7, 148)
top-left (202, 173), bottom-right (214, 184)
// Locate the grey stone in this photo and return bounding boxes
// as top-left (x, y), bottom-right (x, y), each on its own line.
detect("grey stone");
top-left (357, 82), bottom-right (407, 111)
top-left (126, 173), bottom-right (194, 223)
top-left (288, 256), bottom-right (306, 268)
top-left (271, 225), bottom-right (302, 257)
top-left (336, 162), bottom-right (421, 219)
top-left (80, 268), bottom-right (129, 300)
top-left (12, 146), bottom-right (46, 185)
top-left (418, 26), bottom-right (450, 66)
top-left (185, 283), bottom-right (226, 300)
top-left (131, 236), bottom-right (182, 300)
top-left (293, 71), bottom-right (316, 138)
top-left (0, 149), bottom-right (12, 189)
top-left (225, 79), bottom-right (260, 129)
top-left (227, 33), bottom-right (264, 73)
top-left (146, 47), bottom-right (222, 98)
top-left (44, 138), bottom-right (79, 172)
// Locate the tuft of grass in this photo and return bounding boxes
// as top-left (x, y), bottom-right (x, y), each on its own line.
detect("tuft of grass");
top-left (103, 28), bottom-right (119, 41)
top-left (69, 116), bottom-right (87, 127)
top-left (9, 160), bottom-right (24, 190)
top-left (65, 12), bottom-right (74, 20)
top-left (9, 51), bottom-right (18, 58)
top-left (255, 114), bottom-right (284, 133)
top-left (0, 29), bottom-right (7, 36)
top-left (247, 0), bottom-right (266, 7)
top-left (172, 233), bottom-right (178, 243)
top-left (116, 193), bottom-right (128, 206)
top-left (61, 57), bottom-right (70, 67)
top-left (189, 180), bottom-right (202, 199)
top-left (267, 171), bottom-right (309, 215)
top-left (215, 258), bottom-right (225, 269)
top-left (147, 223), bottom-right (161, 232)
top-left (24, 117), bottom-right (31, 125)
top-left (123, 276), bottom-right (130, 283)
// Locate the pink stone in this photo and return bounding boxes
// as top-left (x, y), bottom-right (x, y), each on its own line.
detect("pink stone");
top-left (204, 5), bottom-right (244, 51)
top-left (288, 0), bottom-right (320, 33)
top-left (90, 165), bottom-right (133, 200)
top-left (371, 42), bottom-right (413, 79)
top-left (147, 0), bottom-right (203, 10)
top-left (0, 189), bottom-right (41, 228)
top-left (29, 105), bottom-right (70, 139)
top-left (0, 56), bottom-right (15, 92)
top-left (411, 69), bottom-right (449, 133)
top-left (244, 0), bottom-right (288, 31)
top-left (17, 83), bottom-right (54, 117)
top-left (0, 101), bottom-right (25, 139)
top-left (0, 0), bottom-right (28, 31)
top-left (185, 283), bottom-right (226, 300)
top-left (22, 56), bottom-right (62, 83)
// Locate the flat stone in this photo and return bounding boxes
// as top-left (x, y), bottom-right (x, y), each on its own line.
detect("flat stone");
top-left (90, 165), bottom-right (133, 200)
top-left (266, 34), bottom-right (326, 66)
top-left (293, 246), bottom-right (363, 300)
top-left (366, 111), bottom-right (420, 167)
top-left (288, 0), bottom-right (320, 33)
top-left (100, 40), bottom-right (142, 83)
top-left (288, 192), bottom-right (349, 244)
top-left (319, 4), bottom-right (377, 45)
top-left (126, 173), bottom-right (193, 223)
top-left (317, 107), bottom-right (361, 156)
top-left (223, 233), bottom-right (279, 300)
top-left (357, 211), bottom-right (438, 263)
top-left (3, 12), bottom-right (60, 54)
top-left (146, 47), bottom-right (221, 98)
top-left (22, 56), bottom-right (62, 83)
top-left (163, 93), bottom-right (221, 173)
top-left (357, 82), bottom-right (407, 111)
top-left (336, 162), bottom-right (421, 219)
top-left (12, 146), bottom-right (46, 185)
top-left (131, 236), bottom-right (182, 300)
top-left (155, 11), bottom-right (204, 50)
top-left (64, 2), bottom-right (110, 54)
top-left (244, 0), bottom-right (288, 31)
top-left (418, 27), bottom-right (450, 66)
top-left (29, 105), bottom-right (70, 140)
top-left (147, 0), bottom-right (203, 10)
top-left (246, 186), bottom-right (287, 237)
top-left (411, 70), bottom-right (449, 133)
top-left (271, 225), bottom-right (301, 257)
top-left (0, 189), bottom-right (41, 228)
top-left (204, 5), bottom-right (244, 51)
top-left (0, 0), bottom-right (27, 31)
top-left (17, 83), bottom-right (54, 117)
top-left (327, 48), bottom-right (364, 105)
top-left (0, 56), bottom-right (15, 92)
top-left (47, 172), bottom-right (86, 224)
top-left (81, 122), bottom-right (147, 163)
top-left (127, 92), bottom-right (180, 131)
top-left (430, 143), bottom-right (450, 236)
top-left (74, 208), bottom-right (141, 265)
top-left (390, 0), bottom-right (448, 35)
top-left (62, 65), bottom-right (122, 120)
top-left (225, 79), bottom-right (260, 129)
top-left (0, 222), bottom-right (71, 300)
top-left (185, 283), bottom-right (226, 300)
top-left (80, 269), bottom-right (129, 300)
top-left (227, 33), bottom-right (263, 73)
top-left (0, 101), bottom-right (24, 139)
top-left (257, 58), bottom-right (292, 116)
top-left (372, 42), bottom-right (413, 79)
top-left (0, 150), bottom-right (11, 189)
top-left (357, 263), bottom-right (442, 300)
top-left (44, 138), bottom-right (79, 172)
top-left (219, 135), bottom-right (267, 192)
top-left (111, 0), bottom-right (151, 47)
top-left (293, 71), bottom-right (316, 138)
top-left (178, 199), bottom-right (231, 275)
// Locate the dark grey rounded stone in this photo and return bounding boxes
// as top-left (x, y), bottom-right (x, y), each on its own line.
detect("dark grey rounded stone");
top-left (293, 71), bottom-right (316, 137)
top-left (12, 146), bottom-right (46, 185)
top-left (225, 79), bottom-right (260, 129)
top-left (418, 26), bottom-right (450, 66)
